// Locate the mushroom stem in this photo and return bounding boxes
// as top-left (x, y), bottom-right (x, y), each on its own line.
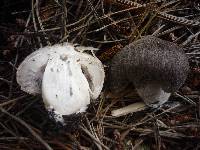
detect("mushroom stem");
top-left (111, 102), bottom-right (146, 117)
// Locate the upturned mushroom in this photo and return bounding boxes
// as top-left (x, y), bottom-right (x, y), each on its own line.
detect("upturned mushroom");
top-left (17, 43), bottom-right (105, 124)
top-left (109, 36), bottom-right (189, 112)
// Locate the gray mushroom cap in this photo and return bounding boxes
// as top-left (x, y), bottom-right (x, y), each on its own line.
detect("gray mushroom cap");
top-left (109, 36), bottom-right (189, 107)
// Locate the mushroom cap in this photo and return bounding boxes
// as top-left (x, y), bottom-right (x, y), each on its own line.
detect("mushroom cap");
top-left (17, 43), bottom-right (105, 118)
top-left (109, 36), bottom-right (189, 107)
top-left (16, 43), bottom-right (75, 95)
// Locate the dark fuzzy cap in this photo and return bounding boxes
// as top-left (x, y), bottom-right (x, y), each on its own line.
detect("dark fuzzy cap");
top-left (109, 35), bottom-right (189, 93)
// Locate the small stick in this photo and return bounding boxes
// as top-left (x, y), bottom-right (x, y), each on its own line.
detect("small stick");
top-left (0, 107), bottom-right (53, 150)
top-left (182, 30), bottom-right (200, 46)
top-left (35, 0), bottom-right (51, 45)
top-left (79, 125), bottom-right (109, 150)
top-left (32, 0), bottom-right (42, 47)
top-left (0, 95), bottom-right (27, 107)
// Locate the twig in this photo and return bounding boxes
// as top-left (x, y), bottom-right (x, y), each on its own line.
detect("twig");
top-left (157, 12), bottom-right (200, 26)
top-left (182, 30), bottom-right (200, 46)
top-left (175, 92), bottom-right (196, 105)
top-left (0, 78), bottom-right (11, 84)
top-left (0, 137), bottom-right (29, 141)
top-left (61, 0), bottom-right (68, 38)
top-left (0, 95), bottom-right (28, 107)
top-left (129, 103), bottom-right (181, 128)
top-left (32, 0), bottom-right (42, 47)
top-left (35, 0), bottom-right (51, 45)
top-left (8, 53), bottom-right (18, 99)
top-left (152, 24), bottom-right (165, 36)
top-left (0, 107), bottom-right (53, 150)
top-left (15, 11), bottom-right (32, 47)
top-left (85, 116), bottom-right (102, 150)
top-left (156, 26), bottom-right (182, 37)
top-left (132, 139), bottom-right (144, 150)
top-left (79, 125), bottom-right (109, 150)
top-left (86, 0), bottom-right (116, 41)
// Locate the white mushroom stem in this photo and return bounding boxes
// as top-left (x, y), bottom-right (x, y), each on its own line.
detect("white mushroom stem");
top-left (111, 102), bottom-right (146, 117)
top-left (42, 53), bottom-right (90, 116)
top-left (136, 84), bottom-right (171, 108)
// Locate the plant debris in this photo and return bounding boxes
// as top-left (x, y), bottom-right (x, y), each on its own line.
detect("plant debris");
top-left (0, 0), bottom-right (200, 149)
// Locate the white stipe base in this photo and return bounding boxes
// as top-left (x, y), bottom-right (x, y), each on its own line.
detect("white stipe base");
top-left (111, 102), bottom-right (146, 117)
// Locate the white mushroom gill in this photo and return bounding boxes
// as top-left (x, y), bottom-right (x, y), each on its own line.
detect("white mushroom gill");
top-left (77, 53), bottom-right (105, 99)
top-left (16, 43), bottom-right (105, 123)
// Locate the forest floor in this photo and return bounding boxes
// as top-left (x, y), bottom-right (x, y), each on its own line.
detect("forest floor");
top-left (0, 0), bottom-right (200, 149)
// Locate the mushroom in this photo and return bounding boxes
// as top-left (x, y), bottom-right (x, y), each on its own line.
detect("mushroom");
top-left (109, 35), bottom-right (189, 114)
top-left (17, 43), bottom-right (105, 124)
